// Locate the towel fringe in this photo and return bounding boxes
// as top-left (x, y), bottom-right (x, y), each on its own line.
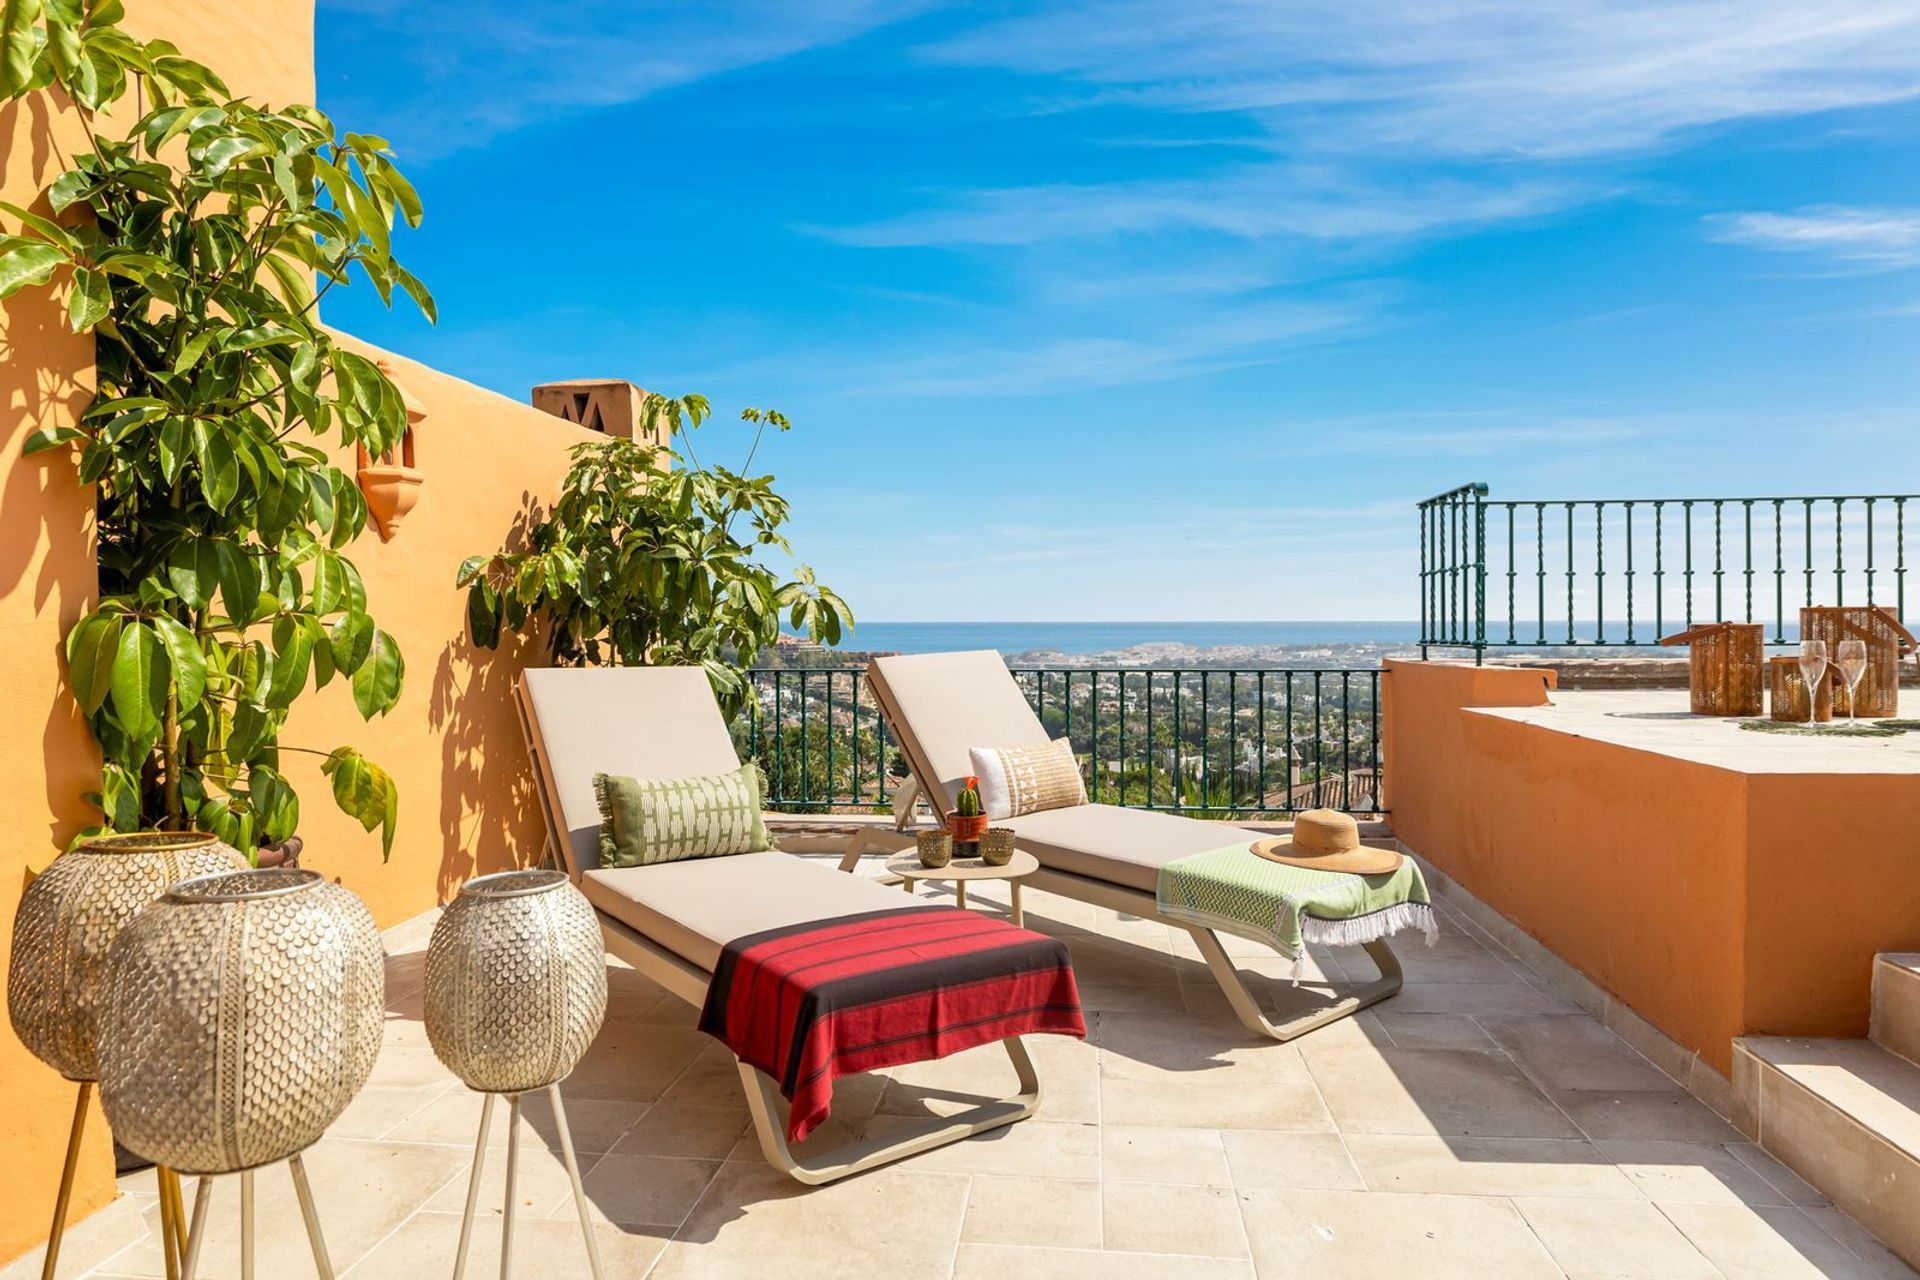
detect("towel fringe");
top-left (1289, 903), bottom-right (1439, 983)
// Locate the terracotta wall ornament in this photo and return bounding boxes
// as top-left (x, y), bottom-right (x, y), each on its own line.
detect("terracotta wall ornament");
top-left (357, 359), bottom-right (427, 540)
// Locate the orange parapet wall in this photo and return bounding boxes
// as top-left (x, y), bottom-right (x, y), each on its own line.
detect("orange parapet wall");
top-left (1384, 657), bottom-right (1920, 1078)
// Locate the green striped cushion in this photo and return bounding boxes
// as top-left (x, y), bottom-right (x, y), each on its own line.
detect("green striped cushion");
top-left (591, 763), bottom-right (772, 868)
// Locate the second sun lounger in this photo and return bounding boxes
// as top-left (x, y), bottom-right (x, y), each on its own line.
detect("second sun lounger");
top-left (514, 664), bottom-right (1053, 1184)
top-left (866, 649), bottom-right (1407, 1041)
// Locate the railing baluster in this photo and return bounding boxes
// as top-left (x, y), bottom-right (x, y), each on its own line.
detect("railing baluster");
top-left (1773, 499), bottom-right (1786, 643)
top-left (1835, 498), bottom-right (1846, 606)
top-left (1565, 501), bottom-right (1576, 644)
top-left (1866, 497), bottom-right (1877, 605)
top-left (1536, 503), bottom-right (1546, 644)
top-left (1505, 503), bottom-right (1517, 645)
top-left (1684, 500), bottom-right (1695, 630)
top-left (1712, 498), bottom-right (1724, 622)
top-left (1594, 502), bottom-right (1605, 644)
top-left (1624, 501), bottom-right (1635, 643)
top-left (1654, 501), bottom-right (1665, 639)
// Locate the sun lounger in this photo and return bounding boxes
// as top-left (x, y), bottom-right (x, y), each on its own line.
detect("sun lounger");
top-left (514, 665), bottom-right (1051, 1184)
top-left (866, 650), bottom-right (1407, 1041)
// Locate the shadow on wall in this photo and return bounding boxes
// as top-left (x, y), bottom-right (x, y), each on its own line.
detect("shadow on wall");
top-left (0, 135), bottom-right (102, 857)
top-left (427, 496), bottom-right (553, 903)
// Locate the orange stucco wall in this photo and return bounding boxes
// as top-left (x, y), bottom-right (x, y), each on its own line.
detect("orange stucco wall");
top-left (281, 336), bottom-right (594, 925)
top-left (1384, 658), bottom-right (1920, 1076)
top-left (0, 1), bottom-right (606, 1263)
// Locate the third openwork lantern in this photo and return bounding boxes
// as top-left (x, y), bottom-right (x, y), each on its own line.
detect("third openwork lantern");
top-left (98, 868), bottom-right (385, 1175)
top-left (1800, 606), bottom-right (1915, 718)
top-left (424, 869), bottom-right (606, 1094)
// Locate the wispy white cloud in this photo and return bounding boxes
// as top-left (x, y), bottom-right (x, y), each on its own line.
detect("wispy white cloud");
top-left (697, 288), bottom-right (1391, 398)
top-left (318, 0), bottom-right (929, 155)
top-left (1706, 205), bottom-right (1920, 269)
top-left (812, 166), bottom-right (1582, 250)
top-left (920, 1), bottom-right (1920, 159)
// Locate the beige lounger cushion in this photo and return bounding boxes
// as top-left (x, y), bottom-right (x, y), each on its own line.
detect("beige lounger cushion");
top-left (869, 651), bottom-right (1052, 814)
top-left (582, 850), bottom-right (936, 972)
top-left (1003, 804), bottom-right (1261, 893)
top-left (521, 666), bottom-right (745, 874)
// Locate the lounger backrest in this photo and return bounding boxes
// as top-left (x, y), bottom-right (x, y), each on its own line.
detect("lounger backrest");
top-left (868, 651), bottom-right (1053, 817)
top-left (516, 666), bottom-right (743, 877)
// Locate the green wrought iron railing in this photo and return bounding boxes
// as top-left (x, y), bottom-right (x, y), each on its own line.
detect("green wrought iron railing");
top-left (735, 666), bottom-right (1384, 817)
top-left (1418, 484), bottom-right (1920, 660)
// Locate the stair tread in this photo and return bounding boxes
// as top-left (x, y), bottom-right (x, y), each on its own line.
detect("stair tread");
top-left (1743, 1036), bottom-right (1920, 1161)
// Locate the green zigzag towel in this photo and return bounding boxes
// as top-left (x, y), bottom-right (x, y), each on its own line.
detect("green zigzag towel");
top-left (1157, 843), bottom-right (1436, 981)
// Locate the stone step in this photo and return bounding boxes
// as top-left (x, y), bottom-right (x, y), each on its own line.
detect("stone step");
top-left (1874, 954), bottom-right (1920, 1066)
top-left (1734, 1035), bottom-right (1920, 1269)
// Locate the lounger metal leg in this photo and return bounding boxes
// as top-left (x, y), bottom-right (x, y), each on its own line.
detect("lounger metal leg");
top-left (548, 1085), bottom-right (604, 1280)
top-left (1189, 929), bottom-right (1404, 1041)
top-left (452, 1093), bottom-right (495, 1280)
top-left (735, 1036), bottom-right (1041, 1186)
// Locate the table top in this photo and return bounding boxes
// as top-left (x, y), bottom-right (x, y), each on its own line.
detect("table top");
top-left (885, 848), bottom-right (1039, 881)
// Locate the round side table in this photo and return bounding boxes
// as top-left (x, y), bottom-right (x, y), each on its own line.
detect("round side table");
top-left (883, 849), bottom-right (1040, 927)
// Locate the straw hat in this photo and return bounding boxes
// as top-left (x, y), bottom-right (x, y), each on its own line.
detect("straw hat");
top-left (1249, 809), bottom-right (1402, 876)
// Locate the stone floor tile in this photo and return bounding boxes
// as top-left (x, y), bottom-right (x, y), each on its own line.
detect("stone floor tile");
top-left (1594, 1140), bottom-right (1805, 1207)
top-left (961, 1175), bottom-right (1102, 1248)
top-left (1100, 1074), bottom-right (1336, 1132)
top-left (1479, 1013), bottom-right (1682, 1092)
top-left (1101, 1181), bottom-right (1247, 1258)
top-left (1660, 1203), bottom-right (1909, 1280)
top-left (420, 1132), bottom-right (594, 1221)
top-left (1382, 980), bottom-right (1581, 1016)
top-left (952, 1243), bottom-right (1254, 1280)
top-left (1303, 1046), bottom-right (1582, 1138)
top-left (338, 1209), bottom-right (668, 1278)
top-left (564, 1152), bottom-right (722, 1228)
top-left (1343, 1133), bottom-right (1641, 1198)
top-left (325, 1082), bottom-right (456, 1141)
top-left (1550, 1088), bottom-right (1744, 1142)
top-left (1101, 1125), bottom-right (1232, 1185)
top-left (1724, 1142), bottom-right (1831, 1207)
top-left (611, 1103), bottom-right (751, 1160)
top-left (1371, 1012), bottom-right (1495, 1049)
top-left (1238, 1187), bottom-right (1562, 1279)
top-left (860, 1117), bottom-right (1102, 1180)
top-left (1514, 1197), bottom-right (1721, 1277)
top-left (1220, 1131), bottom-right (1366, 1190)
top-left (99, 1140), bottom-right (469, 1279)
top-left (652, 1161), bottom-right (969, 1279)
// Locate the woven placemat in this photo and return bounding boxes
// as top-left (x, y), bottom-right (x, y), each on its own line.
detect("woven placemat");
top-left (1737, 719), bottom-right (1907, 738)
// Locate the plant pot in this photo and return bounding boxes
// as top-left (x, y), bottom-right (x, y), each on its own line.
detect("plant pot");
top-left (947, 813), bottom-right (988, 843)
top-left (358, 463), bottom-right (424, 541)
top-left (255, 834), bottom-right (303, 869)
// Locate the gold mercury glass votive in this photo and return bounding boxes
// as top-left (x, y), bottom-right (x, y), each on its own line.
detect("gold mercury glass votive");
top-left (916, 829), bottom-right (953, 868)
top-left (981, 828), bottom-right (1017, 866)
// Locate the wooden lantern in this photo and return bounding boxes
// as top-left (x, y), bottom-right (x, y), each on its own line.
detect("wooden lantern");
top-left (1659, 622), bottom-right (1764, 716)
top-left (1798, 606), bottom-right (1915, 719)
top-left (1769, 657), bottom-right (1835, 722)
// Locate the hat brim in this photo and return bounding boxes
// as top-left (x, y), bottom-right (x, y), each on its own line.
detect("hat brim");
top-left (1247, 837), bottom-right (1403, 877)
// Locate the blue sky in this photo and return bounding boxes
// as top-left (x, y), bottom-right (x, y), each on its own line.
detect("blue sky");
top-left (316, 1), bottom-right (1920, 623)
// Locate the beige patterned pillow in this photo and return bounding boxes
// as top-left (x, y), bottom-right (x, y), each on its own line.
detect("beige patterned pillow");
top-left (969, 738), bottom-right (1086, 820)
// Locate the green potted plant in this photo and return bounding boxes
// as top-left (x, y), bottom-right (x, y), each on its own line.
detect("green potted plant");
top-left (459, 397), bottom-right (851, 717)
top-left (949, 775), bottom-right (987, 855)
top-left (0, 2), bottom-right (429, 861)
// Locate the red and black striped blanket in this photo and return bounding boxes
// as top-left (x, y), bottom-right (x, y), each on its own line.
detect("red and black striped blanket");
top-left (697, 906), bottom-right (1085, 1142)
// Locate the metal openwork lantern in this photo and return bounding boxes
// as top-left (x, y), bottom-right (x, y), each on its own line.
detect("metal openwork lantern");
top-left (6, 830), bottom-right (244, 1280)
top-left (425, 869), bottom-right (607, 1280)
top-left (1659, 622), bottom-right (1765, 716)
top-left (1770, 657), bottom-right (1836, 723)
top-left (99, 868), bottom-right (384, 1279)
top-left (1800, 606), bottom-right (1915, 718)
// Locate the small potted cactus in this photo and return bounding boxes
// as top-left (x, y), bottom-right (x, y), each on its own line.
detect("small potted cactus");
top-left (949, 775), bottom-right (988, 855)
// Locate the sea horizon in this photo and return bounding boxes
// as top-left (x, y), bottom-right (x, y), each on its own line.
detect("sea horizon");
top-left (820, 620), bottom-right (1422, 656)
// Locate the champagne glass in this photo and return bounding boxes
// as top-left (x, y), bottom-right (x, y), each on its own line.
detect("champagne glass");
top-left (1798, 640), bottom-right (1829, 727)
top-left (1837, 638), bottom-right (1869, 725)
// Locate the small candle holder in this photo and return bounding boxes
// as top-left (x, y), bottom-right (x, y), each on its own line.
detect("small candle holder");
top-left (916, 829), bottom-right (953, 869)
